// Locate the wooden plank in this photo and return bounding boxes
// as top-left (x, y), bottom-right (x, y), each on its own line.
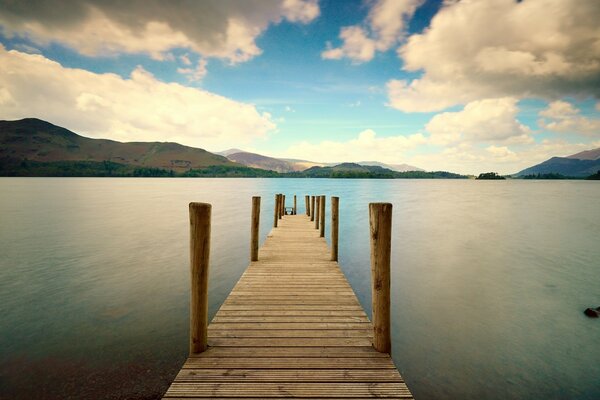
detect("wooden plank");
top-left (176, 369), bottom-right (403, 382)
top-left (164, 382), bottom-right (411, 398)
top-left (188, 347), bottom-right (388, 358)
top-left (183, 357), bottom-right (397, 369)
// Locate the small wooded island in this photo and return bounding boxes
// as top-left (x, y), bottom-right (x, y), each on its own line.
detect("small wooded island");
top-left (476, 172), bottom-right (506, 180)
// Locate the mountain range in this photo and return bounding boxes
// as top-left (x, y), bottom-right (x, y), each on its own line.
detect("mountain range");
top-left (2, 118), bottom-right (598, 178)
top-left (516, 148), bottom-right (600, 177)
top-left (218, 149), bottom-right (423, 173)
top-left (0, 118), bottom-right (234, 171)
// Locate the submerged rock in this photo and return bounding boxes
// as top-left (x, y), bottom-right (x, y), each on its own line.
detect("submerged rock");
top-left (583, 307), bottom-right (600, 318)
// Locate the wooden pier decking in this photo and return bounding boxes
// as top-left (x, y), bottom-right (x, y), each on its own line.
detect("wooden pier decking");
top-left (163, 211), bottom-right (414, 399)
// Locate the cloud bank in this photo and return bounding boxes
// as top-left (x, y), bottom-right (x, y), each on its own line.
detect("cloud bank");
top-left (388, 0), bottom-right (600, 111)
top-left (0, 46), bottom-right (276, 149)
top-left (0, 0), bottom-right (320, 63)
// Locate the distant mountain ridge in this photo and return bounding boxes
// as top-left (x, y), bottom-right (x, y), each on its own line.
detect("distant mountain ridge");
top-left (220, 149), bottom-right (423, 173)
top-left (516, 147), bottom-right (600, 177)
top-left (0, 118), bottom-right (235, 171)
top-left (226, 151), bottom-right (302, 173)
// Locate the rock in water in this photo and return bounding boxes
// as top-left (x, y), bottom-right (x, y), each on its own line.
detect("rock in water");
top-left (583, 307), bottom-right (600, 318)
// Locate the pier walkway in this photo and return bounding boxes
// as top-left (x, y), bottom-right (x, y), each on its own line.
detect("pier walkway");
top-left (163, 200), bottom-right (414, 399)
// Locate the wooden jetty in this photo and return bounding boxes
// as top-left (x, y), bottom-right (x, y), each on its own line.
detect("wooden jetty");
top-left (162, 195), bottom-right (414, 399)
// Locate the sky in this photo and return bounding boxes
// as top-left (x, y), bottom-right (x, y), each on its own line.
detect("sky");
top-left (0, 0), bottom-right (599, 174)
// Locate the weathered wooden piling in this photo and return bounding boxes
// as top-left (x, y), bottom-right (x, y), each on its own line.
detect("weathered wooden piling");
top-left (278, 194), bottom-right (283, 220)
top-left (319, 195), bottom-right (326, 237)
top-left (331, 196), bottom-right (339, 261)
top-left (293, 195), bottom-right (297, 215)
top-left (314, 196), bottom-right (320, 229)
top-left (305, 195), bottom-right (310, 216)
top-left (369, 203), bottom-right (392, 354)
top-left (282, 195), bottom-right (286, 217)
top-left (310, 196), bottom-right (315, 221)
top-left (189, 202), bottom-right (211, 354)
top-left (251, 196), bottom-right (260, 261)
top-left (273, 194), bottom-right (279, 228)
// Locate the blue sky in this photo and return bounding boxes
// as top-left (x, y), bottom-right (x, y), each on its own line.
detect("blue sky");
top-left (0, 0), bottom-right (599, 174)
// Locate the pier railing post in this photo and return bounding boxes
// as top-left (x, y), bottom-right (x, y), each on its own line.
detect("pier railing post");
top-left (274, 194), bottom-right (280, 227)
top-left (189, 202), bottom-right (211, 354)
top-left (278, 194), bottom-right (283, 220)
top-left (310, 196), bottom-right (315, 221)
top-left (314, 196), bottom-right (320, 229)
top-left (319, 195), bottom-right (326, 237)
top-left (293, 195), bottom-right (297, 215)
top-left (251, 196), bottom-right (260, 261)
top-left (369, 202), bottom-right (392, 354)
top-left (305, 195), bottom-right (310, 216)
top-left (331, 196), bottom-right (339, 261)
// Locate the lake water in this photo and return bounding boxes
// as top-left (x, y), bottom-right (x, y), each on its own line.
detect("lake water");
top-left (0, 178), bottom-right (598, 399)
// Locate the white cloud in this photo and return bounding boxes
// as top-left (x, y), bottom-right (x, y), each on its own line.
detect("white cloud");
top-left (282, 129), bottom-right (426, 163)
top-left (425, 98), bottom-right (532, 145)
top-left (389, 0), bottom-right (600, 112)
top-left (0, 46), bottom-right (276, 149)
top-left (177, 59), bottom-right (208, 82)
top-left (179, 54), bottom-right (192, 66)
top-left (538, 100), bottom-right (600, 135)
top-left (322, 0), bottom-right (423, 62)
top-left (0, 0), bottom-right (320, 63)
top-left (405, 140), bottom-right (595, 175)
top-left (282, 0), bottom-right (320, 23)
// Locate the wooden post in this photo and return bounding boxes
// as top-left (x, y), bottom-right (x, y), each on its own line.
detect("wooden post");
top-left (273, 194), bottom-right (279, 227)
top-left (369, 203), bottom-right (392, 354)
top-left (331, 196), bottom-right (339, 261)
top-left (305, 195), bottom-right (310, 216)
top-left (293, 195), bottom-right (297, 215)
top-left (310, 196), bottom-right (315, 221)
top-left (314, 196), bottom-right (320, 229)
top-left (189, 202), bottom-right (211, 354)
top-left (319, 195), bottom-right (326, 237)
top-left (251, 196), bottom-right (260, 261)
top-left (282, 195), bottom-right (286, 217)
top-left (278, 194), bottom-right (283, 219)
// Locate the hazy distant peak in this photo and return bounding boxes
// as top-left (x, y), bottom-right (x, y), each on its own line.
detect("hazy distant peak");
top-left (216, 148), bottom-right (246, 157)
top-left (567, 147), bottom-right (600, 160)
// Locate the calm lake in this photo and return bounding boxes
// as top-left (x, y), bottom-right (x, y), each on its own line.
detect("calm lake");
top-left (0, 178), bottom-right (599, 399)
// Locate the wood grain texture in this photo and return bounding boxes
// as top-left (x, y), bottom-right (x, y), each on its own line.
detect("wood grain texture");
top-left (164, 213), bottom-right (412, 399)
top-left (369, 203), bottom-right (392, 354)
top-left (251, 196), bottom-right (260, 261)
top-left (189, 202), bottom-right (211, 354)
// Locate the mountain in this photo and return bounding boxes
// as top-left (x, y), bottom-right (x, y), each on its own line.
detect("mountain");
top-left (296, 162), bottom-right (466, 179)
top-left (567, 148), bottom-right (600, 160)
top-left (216, 148), bottom-right (245, 157)
top-left (356, 161), bottom-right (423, 172)
top-left (516, 147), bottom-right (600, 177)
top-left (0, 118), bottom-right (237, 174)
top-left (226, 151), bottom-right (300, 173)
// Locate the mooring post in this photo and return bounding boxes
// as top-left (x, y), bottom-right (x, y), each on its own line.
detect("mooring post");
top-left (319, 195), bottom-right (326, 237)
top-left (273, 194), bottom-right (279, 227)
top-left (369, 202), bottom-right (392, 354)
top-left (314, 196), bottom-right (320, 229)
top-left (310, 196), bottom-right (315, 221)
top-left (251, 196), bottom-right (260, 261)
top-left (282, 195), bottom-right (286, 217)
top-left (189, 202), bottom-right (211, 354)
top-left (331, 196), bottom-right (339, 261)
top-left (293, 195), bottom-right (297, 215)
top-left (278, 194), bottom-right (283, 219)
top-left (305, 195), bottom-right (310, 216)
